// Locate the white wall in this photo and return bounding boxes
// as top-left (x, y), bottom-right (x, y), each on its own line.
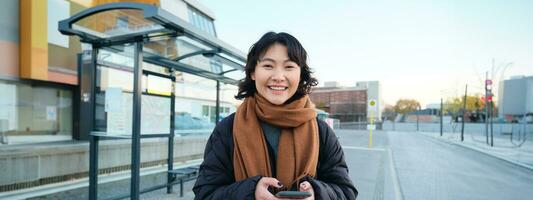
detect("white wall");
top-left (160, 0), bottom-right (189, 21)
top-left (0, 83), bottom-right (17, 131)
top-left (501, 77), bottom-right (530, 115)
top-left (527, 78), bottom-right (533, 114)
top-left (358, 81), bottom-right (382, 120)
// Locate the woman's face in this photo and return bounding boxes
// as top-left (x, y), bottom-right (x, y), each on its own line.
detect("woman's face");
top-left (252, 43), bottom-right (301, 105)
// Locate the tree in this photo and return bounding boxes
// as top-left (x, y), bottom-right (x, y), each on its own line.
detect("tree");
top-left (444, 95), bottom-right (486, 116)
top-left (393, 99), bottom-right (421, 114)
top-left (382, 104), bottom-right (397, 121)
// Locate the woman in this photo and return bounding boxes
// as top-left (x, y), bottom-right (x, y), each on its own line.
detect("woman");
top-left (193, 32), bottom-right (357, 200)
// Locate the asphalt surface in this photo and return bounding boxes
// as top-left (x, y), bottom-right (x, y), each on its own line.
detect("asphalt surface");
top-left (337, 129), bottom-right (533, 200)
top-left (137, 129), bottom-right (533, 200)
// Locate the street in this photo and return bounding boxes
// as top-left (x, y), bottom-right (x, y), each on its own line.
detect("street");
top-left (135, 129), bottom-right (533, 200)
top-left (338, 129), bottom-right (533, 200)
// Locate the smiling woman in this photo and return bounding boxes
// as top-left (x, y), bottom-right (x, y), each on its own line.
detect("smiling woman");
top-left (193, 32), bottom-right (358, 200)
top-left (235, 32), bottom-right (318, 104)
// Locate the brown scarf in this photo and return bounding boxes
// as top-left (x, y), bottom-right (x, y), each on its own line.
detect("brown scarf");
top-left (233, 94), bottom-right (319, 188)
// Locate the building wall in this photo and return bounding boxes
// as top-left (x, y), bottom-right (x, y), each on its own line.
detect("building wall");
top-left (0, 0), bottom-right (20, 78)
top-left (528, 78), bottom-right (533, 114)
top-left (500, 76), bottom-right (533, 116)
top-left (310, 89), bottom-right (367, 122)
top-left (0, 0), bottom-right (244, 195)
top-left (160, 0), bottom-right (189, 20)
top-left (0, 0), bottom-right (238, 141)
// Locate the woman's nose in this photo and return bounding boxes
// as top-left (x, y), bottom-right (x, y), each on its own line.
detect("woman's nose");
top-left (270, 68), bottom-right (285, 81)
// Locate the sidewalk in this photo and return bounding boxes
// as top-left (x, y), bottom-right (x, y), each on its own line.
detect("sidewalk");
top-left (132, 183), bottom-right (196, 200)
top-left (419, 131), bottom-right (533, 170)
top-left (0, 160), bottom-right (202, 200)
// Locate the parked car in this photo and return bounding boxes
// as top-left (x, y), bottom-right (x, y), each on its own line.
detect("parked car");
top-left (174, 113), bottom-right (215, 136)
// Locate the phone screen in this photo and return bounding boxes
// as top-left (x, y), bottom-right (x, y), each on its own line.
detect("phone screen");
top-left (275, 191), bottom-right (311, 199)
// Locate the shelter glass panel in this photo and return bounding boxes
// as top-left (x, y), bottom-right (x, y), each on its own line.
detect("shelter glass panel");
top-left (95, 44), bottom-right (171, 136)
top-left (73, 9), bottom-right (165, 38)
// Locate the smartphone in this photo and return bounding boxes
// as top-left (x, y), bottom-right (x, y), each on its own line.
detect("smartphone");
top-left (275, 191), bottom-right (311, 199)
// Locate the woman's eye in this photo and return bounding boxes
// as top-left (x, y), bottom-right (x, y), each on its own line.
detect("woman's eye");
top-left (286, 66), bottom-right (296, 70)
top-left (262, 65), bottom-right (273, 69)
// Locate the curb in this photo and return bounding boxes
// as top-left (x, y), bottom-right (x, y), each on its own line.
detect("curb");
top-left (419, 133), bottom-right (533, 172)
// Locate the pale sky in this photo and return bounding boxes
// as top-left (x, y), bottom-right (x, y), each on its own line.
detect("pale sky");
top-left (201, 0), bottom-right (533, 107)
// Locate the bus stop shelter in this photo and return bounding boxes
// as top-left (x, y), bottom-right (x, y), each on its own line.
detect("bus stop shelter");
top-left (58, 2), bottom-right (245, 199)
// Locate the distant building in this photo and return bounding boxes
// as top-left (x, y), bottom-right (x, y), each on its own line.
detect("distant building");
top-left (498, 75), bottom-right (533, 121)
top-left (426, 103), bottom-right (441, 110)
top-left (402, 108), bottom-right (440, 123)
top-left (310, 81), bottom-right (382, 122)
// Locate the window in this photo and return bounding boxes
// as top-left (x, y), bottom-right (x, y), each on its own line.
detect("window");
top-left (202, 105), bottom-right (209, 117)
top-left (47, 0), bottom-right (70, 48)
top-left (0, 80), bottom-right (73, 145)
top-left (187, 5), bottom-right (216, 36)
top-left (209, 106), bottom-right (216, 123)
top-left (116, 16), bottom-right (129, 29)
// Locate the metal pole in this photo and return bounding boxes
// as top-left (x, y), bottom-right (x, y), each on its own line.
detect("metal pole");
top-left (216, 81), bottom-right (220, 123)
top-left (89, 135), bottom-right (98, 200)
top-left (88, 46), bottom-right (99, 200)
top-left (131, 42), bottom-right (143, 200)
top-left (440, 98), bottom-right (443, 137)
top-left (369, 109), bottom-right (373, 148)
top-left (489, 60), bottom-right (495, 147)
top-left (180, 179), bottom-right (184, 197)
top-left (461, 84), bottom-right (467, 141)
top-left (167, 71), bottom-right (176, 193)
top-left (416, 106), bottom-right (419, 131)
top-left (522, 112), bottom-right (528, 141)
top-left (490, 101), bottom-right (494, 146)
top-left (485, 71), bottom-right (489, 144)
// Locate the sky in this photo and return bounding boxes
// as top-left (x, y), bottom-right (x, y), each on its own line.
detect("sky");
top-left (200, 0), bottom-right (533, 107)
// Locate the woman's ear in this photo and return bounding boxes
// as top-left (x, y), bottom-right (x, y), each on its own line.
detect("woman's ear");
top-left (251, 72), bottom-right (255, 81)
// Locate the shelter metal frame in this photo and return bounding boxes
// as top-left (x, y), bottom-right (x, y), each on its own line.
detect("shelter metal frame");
top-left (59, 3), bottom-right (245, 200)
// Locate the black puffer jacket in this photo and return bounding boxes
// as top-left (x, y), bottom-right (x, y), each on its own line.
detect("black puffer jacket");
top-left (193, 113), bottom-right (358, 199)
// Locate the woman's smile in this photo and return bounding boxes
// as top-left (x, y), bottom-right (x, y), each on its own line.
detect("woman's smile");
top-left (267, 85), bottom-right (289, 94)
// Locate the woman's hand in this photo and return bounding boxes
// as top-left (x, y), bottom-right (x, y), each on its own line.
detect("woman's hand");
top-left (255, 178), bottom-right (315, 200)
top-left (255, 177), bottom-right (284, 200)
top-left (299, 181), bottom-right (315, 200)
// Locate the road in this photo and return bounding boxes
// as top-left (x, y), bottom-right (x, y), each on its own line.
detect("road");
top-left (337, 129), bottom-right (533, 200)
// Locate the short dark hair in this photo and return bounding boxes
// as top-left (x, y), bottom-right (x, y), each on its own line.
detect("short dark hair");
top-left (235, 32), bottom-right (318, 103)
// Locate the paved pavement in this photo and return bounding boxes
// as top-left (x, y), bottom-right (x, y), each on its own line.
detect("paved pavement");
top-left (131, 183), bottom-right (196, 200)
top-left (419, 130), bottom-right (533, 169)
top-left (336, 129), bottom-right (533, 200)
top-left (136, 129), bottom-right (533, 200)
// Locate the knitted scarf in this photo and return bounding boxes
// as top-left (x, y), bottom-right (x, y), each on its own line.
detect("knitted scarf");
top-left (233, 94), bottom-right (319, 188)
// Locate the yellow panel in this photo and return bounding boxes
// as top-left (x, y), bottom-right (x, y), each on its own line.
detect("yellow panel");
top-left (20, 0), bottom-right (48, 80)
top-left (91, 0), bottom-right (160, 7)
top-left (68, 0), bottom-right (93, 8)
top-left (69, 0), bottom-right (160, 8)
top-left (20, 0), bottom-right (161, 81)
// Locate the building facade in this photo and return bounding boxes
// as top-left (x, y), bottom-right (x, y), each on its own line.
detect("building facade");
top-left (310, 81), bottom-right (382, 122)
top-left (498, 75), bottom-right (533, 121)
top-left (0, 0), bottom-right (243, 196)
top-left (0, 0), bottom-right (239, 145)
